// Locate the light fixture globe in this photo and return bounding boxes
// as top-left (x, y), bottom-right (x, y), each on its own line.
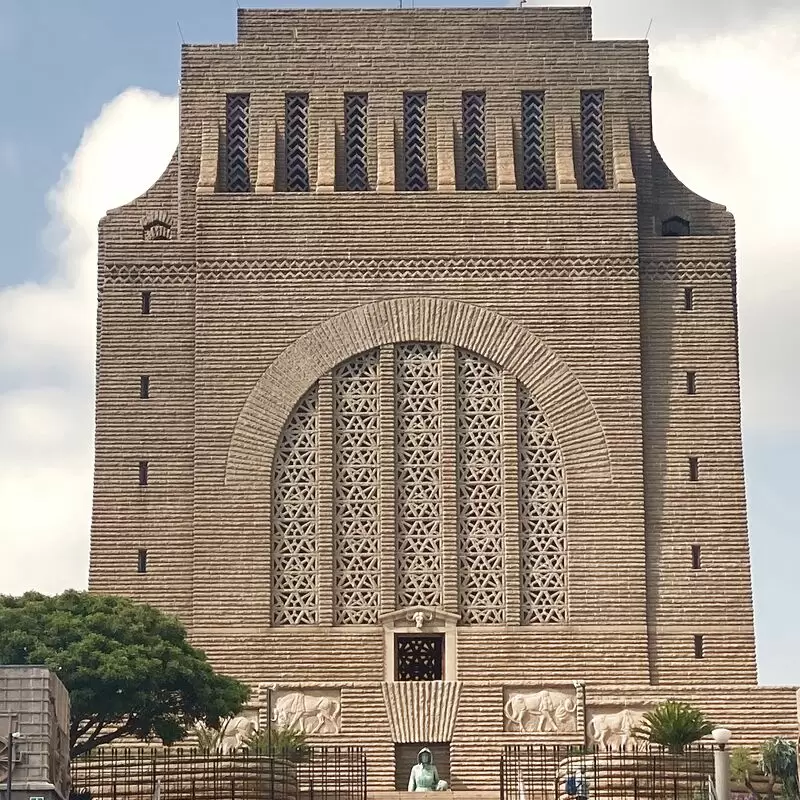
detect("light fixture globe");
top-left (711, 728), bottom-right (732, 746)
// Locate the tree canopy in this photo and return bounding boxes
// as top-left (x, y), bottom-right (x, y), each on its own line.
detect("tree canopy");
top-left (0, 591), bottom-right (249, 758)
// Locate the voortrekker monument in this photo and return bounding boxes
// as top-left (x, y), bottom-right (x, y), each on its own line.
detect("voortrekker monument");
top-left (88, 6), bottom-right (800, 791)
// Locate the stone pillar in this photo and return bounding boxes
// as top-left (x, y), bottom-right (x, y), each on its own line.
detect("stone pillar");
top-left (502, 372), bottom-right (521, 625)
top-left (317, 373), bottom-right (334, 625)
top-left (379, 344), bottom-right (397, 614)
top-left (440, 344), bottom-right (459, 615)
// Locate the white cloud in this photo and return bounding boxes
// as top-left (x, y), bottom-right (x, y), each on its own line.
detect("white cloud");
top-left (0, 88), bottom-right (177, 596)
top-left (651, 14), bottom-right (800, 434)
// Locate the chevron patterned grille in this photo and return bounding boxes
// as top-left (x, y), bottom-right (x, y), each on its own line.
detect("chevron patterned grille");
top-left (581, 90), bottom-right (606, 190)
top-left (345, 93), bottom-right (369, 191)
top-left (403, 92), bottom-right (428, 191)
top-left (521, 91), bottom-right (546, 190)
top-left (225, 93), bottom-right (250, 193)
top-left (285, 93), bottom-right (310, 192)
top-left (462, 92), bottom-right (487, 190)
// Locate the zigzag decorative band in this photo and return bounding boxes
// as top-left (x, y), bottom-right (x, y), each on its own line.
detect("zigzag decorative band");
top-left (100, 257), bottom-right (732, 286)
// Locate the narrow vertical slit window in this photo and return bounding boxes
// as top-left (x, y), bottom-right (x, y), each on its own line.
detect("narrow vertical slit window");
top-left (140, 376), bottom-right (150, 399)
top-left (684, 287), bottom-right (695, 311)
top-left (225, 93), bottom-right (251, 193)
top-left (580, 90), bottom-right (606, 189)
top-left (285, 93), bottom-right (310, 192)
top-left (403, 92), bottom-right (428, 191)
top-left (688, 456), bottom-right (699, 482)
top-left (521, 91), bottom-right (546, 190)
top-left (141, 291), bottom-right (151, 315)
top-left (694, 634), bottom-right (705, 659)
top-left (462, 91), bottom-right (487, 190)
top-left (138, 460), bottom-right (149, 487)
top-left (686, 371), bottom-right (697, 395)
top-left (344, 93), bottom-right (369, 191)
top-left (691, 545), bottom-right (702, 570)
top-left (137, 549), bottom-right (148, 574)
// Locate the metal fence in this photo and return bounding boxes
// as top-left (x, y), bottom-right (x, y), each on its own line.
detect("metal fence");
top-left (500, 745), bottom-right (715, 800)
top-left (71, 746), bottom-right (367, 800)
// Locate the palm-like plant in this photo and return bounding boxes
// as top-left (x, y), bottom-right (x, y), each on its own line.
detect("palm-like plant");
top-left (244, 725), bottom-right (309, 762)
top-left (759, 738), bottom-right (799, 800)
top-left (635, 700), bottom-right (714, 754)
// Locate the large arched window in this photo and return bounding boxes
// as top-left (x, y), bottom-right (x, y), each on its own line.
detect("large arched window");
top-left (271, 343), bottom-right (566, 626)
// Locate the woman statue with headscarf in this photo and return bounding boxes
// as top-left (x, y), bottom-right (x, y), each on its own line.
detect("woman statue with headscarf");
top-left (408, 747), bottom-right (449, 791)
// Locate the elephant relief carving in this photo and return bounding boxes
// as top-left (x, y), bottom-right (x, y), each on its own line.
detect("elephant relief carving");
top-left (273, 690), bottom-right (341, 735)
top-left (504, 689), bottom-right (578, 733)
top-left (587, 708), bottom-right (647, 751)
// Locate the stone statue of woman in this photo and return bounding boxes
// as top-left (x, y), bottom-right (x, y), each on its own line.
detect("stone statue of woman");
top-left (408, 747), bottom-right (449, 791)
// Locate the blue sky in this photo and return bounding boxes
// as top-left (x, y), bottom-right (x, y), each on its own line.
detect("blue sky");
top-left (0, 0), bottom-right (798, 686)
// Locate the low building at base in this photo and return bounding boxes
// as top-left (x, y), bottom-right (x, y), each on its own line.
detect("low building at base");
top-left (88, 6), bottom-right (799, 790)
top-left (0, 666), bottom-right (70, 800)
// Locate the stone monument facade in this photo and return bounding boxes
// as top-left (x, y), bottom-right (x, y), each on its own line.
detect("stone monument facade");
top-left (88, 7), bottom-right (799, 790)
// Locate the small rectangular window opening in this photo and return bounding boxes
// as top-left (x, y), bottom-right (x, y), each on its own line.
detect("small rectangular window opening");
top-left (141, 291), bottom-right (151, 315)
top-left (140, 375), bottom-right (150, 399)
top-left (694, 634), bottom-right (704, 659)
top-left (684, 287), bottom-right (694, 311)
top-left (691, 544), bottom-right (701, 570)
top-left (688, 456), bottom-right (699, 482)
top-left (137, 549), bottom-right (148, 574)
top-left (138, 460), bottom-right (149, 487)
top-left (686, 371), bottom-right (697, 395)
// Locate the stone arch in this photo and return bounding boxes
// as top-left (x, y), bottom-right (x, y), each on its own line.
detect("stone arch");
top-left (225, 296), bottom-right (612, 486)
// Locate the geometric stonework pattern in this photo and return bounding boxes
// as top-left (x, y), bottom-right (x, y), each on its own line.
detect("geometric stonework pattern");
top-left (344, 93), bottom-right (369, 191)
top-left (462, 92), bottom-right (488, 190)
top-left (580, 90), bottom-right (606, 190)
top-left (403, 92), bottom-right (429, 191)
top-left (456, 349), bottom-right (505, 624)
top-left (272, 385), bottom-right (319, 625)
top-left (333, 349), bottom-right (381, 624)
top-left (518, 384), bottom-right (567, 623)
top-left (226, 93), bottom-right (251, 193)
top-left (395, 343), bottom-right (443, 608)
top-left (521, 91), bottom-right (546, 190)
top-left (285, 92), bottom-right (310, 192)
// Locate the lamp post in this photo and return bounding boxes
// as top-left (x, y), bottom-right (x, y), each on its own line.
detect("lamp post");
top-left (5, 717), bottom-right (17, 800)
top-left (711, 727), bottom-right (732, 800)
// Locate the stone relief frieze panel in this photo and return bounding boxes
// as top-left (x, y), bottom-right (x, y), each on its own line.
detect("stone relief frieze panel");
top-left (272, 689), bottom-right (342, 735)
top-left (504, 687), bottom-right (579, 733)
top-left (586, 707), bottom-right (647, 751)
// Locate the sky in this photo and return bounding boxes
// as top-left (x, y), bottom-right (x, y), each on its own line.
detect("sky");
top-left (0, 1), bottom-right (798, 685)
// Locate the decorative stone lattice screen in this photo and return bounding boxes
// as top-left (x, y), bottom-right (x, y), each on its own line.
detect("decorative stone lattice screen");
top-left (344, 93), bottom-right (369, 191)
top-left (225, 93), bottom-right (251, 193)
top-left (403, 92), bottom-right (428, 191)
top-left (521, 90), bottom-right (546, 190)
top-left (271, 343), bottom-right (566, 626)
top-left (285, 92), bottom-right (310, 191)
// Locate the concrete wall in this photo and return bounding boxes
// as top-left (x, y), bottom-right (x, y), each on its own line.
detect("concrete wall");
top-left (0, 666), bottom-right (70, 800)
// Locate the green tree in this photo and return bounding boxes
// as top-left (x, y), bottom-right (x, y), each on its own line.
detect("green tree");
top-left (760, 738), bottom-right (799, 800)
top-left (0, 591), bottom-right (249, 758)
top-left (635, 700), bottom-right (715, 754)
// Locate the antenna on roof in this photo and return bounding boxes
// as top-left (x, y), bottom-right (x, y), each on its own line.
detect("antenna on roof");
top-left (645, 17), bottom-right (654, 38)
top-left (519, 0), bottom-right (528, 7)
top-left (176, 21), bottom-right (186, 45)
